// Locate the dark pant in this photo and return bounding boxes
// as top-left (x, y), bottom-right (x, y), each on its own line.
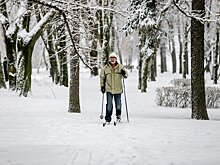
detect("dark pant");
top-left (105, 92), bottom-right (121, 122)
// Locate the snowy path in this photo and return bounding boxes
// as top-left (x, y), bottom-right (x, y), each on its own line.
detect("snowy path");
top-left (0, 70), bottom-right (220, 165)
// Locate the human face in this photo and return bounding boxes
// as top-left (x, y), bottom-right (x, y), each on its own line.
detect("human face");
top-left (109, 57), bottom-right (117, 64)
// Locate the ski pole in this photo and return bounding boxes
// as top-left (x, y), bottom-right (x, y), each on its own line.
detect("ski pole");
top-left (123, 78), bottom-right (129, 122)
top-left (100, 93), bottom-right (104, 119)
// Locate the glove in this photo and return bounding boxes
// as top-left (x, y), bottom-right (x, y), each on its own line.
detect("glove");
top-left (121, 69), bottom-right (126, 76)
top-left (101, 86), bottom-right (105, 94)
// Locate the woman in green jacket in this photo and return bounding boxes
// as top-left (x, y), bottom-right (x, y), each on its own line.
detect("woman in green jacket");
top-left (100, 52), bottom-right (128, 123)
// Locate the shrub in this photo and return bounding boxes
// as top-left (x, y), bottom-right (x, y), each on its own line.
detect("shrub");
top-left (156, 79), bottom-right (220, 108)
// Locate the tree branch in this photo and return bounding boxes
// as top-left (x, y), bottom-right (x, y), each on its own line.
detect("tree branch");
top-left (173, 0), bottom-right (206, 24)
top-left (32, 0), bottom-right (93, 71)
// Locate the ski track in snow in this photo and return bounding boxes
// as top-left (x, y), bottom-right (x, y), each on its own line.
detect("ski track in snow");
top-left (0, 70), bottom-right (220, 165)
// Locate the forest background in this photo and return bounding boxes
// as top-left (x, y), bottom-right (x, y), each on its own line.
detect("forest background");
top-left (0, 0), bottom-right (220, 120)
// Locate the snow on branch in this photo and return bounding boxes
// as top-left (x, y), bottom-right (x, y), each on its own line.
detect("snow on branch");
top-left (32, 0), bottom-right (93, 70)
top-left (0, 13), bottom-right (8, 24)
top-left (18, 10), bottom-right (56, 44)
top-left (173, 0), bottom-right (219, 24)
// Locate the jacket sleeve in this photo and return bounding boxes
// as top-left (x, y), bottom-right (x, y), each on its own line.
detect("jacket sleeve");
top-left (121, 65), bottom-right (128, 78)
top-left (100, 67), bottom-right (106, 87)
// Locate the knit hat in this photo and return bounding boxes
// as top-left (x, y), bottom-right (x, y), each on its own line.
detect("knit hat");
top-left (109, 52), bottom-right (118, 60)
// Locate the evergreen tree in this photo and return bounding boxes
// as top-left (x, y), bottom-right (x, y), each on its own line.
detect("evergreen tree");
top-left (123, 0), bottom-right (159, 92)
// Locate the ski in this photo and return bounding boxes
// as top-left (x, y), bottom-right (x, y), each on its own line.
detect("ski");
top-left (103, 121), bottom-right (121, 127)
top-left (102, 117), bottom-right (121, 127)
top-left (103, 122), bottom-right (110, 127)
top-left (103, 121), bottom-right (117, 127)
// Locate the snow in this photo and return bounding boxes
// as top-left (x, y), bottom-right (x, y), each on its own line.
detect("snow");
top-left (1, 69), bottom-right (220, 165)
top-left (17, 10), bottom-right (55, 45)
top-left (0, 13), bottom-right (8, 24)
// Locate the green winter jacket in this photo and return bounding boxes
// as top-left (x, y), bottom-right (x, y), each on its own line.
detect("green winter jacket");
top-left (100, 63), bottom-right (128, 94)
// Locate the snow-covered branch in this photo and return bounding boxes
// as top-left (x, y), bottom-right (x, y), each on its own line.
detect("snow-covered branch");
top-left (173, 0), bottom-right (219, 24)
top-left (32, 0), bottom-right (93, 70)
top-left (21, 10), bottom-right (56, 44)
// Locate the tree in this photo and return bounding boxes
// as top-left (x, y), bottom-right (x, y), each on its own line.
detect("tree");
top-left (160, 35), bottom-right (167, 73)
top-left (55, 23), bottom-right (68, 87)
top-left (191, 0), bottom-right (209, 119)
top-left (183, 20), bottom-right (189, 78)
top-left (0, 52), bottom-right (6, 89)
top-left (0, 0), bottom-right (17, 90)
top-left (124, 0), bottom-right (172, 92)
top-left (177, 14), bottom-right (183, 74)
top-left (167, 19), bottom-right (177, 73)
top-left (67, 5), bottom-right (81, 113)
top-left (16, 6), bottom-right (56, 96)
top-left (0, 0), bottom-right (56, 96)
top-left (102, 0), bottom-right (111, 64)
top-left (213, 25), bottom-right (219, 84)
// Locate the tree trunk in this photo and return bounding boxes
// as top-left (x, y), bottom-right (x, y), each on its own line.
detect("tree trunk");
top-left (110, 0), bottom-right (115, 53)
top-left (191, 0), bottom-right (209, 120)
top-left (141, 57), bottom-right (149, 92)
top-left (204, 0), bottom-right (213, 76)
top-left (67, 6), bottom-right (80, 113)
top-left (183, 21), bottom-right (189, 78)
top-left (89, 6), bottom-right (99, 76)
top-left (56, 25), bottom-right (68, 87)
top-left (178, 15), bottom-right (183, 74)
top-left (168, 21), bottom-right (176, 73)
top-left (16, 9), bottom-right (55, 96)
top-left (110, 20), bottom-right (116, 53)
top-left (68, 52), bottom-right (80, 113)
top-left (103, 0), bottom-right (111, 65)
top-left (138, 28), bottom-right (146, 90)
top-left (0, 0), bottom-right (17, 90)
top-left (160, 36), bottom-right (167, 73)
top-left (213, 28), bottom-right (219, 84)
top-left (0, 54), bottom-right (6, 89)
top-left (151, 50), bottom-right (156, 81)
top-left (115, 20), bottom-right (123, 64)
top-left (138, 54), bottom-right (143, 90)
top-left (16, 44), bottom-right (33, 96)
top-left (47, 27), bottom-right (60, 84)
top-left (97, 0), bottom-right (103, 50)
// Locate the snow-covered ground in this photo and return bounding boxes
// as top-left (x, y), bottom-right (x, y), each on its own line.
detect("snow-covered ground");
top-left (0, 69), bottom-right (220, 165)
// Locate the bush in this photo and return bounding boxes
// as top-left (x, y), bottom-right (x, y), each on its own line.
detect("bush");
top-left (156, 86), bottom-right (191, 108)
top-left (156, 79), bottom-right (220, 108)
top-left (206, 86), bottom-right (220, 108)
top-left (170, 78), bottom-right (191, 87)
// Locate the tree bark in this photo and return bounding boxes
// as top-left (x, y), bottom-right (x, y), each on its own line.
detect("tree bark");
top-left (160, 36), bottom-right (167, 73)
top-left (213, 27), bottom-right (219, 84)
top-left (47, 27), bottom-right (60, 84)
top-left (67, 10), bottom-right (81, 113)
top-left (168, 20), bottom-right (176, 73)
top-left (56, 25), bottom-right (68, 87)
top-left (141, 57), bottom-right (149, 92)
top-left (183, 21), bottom-right (189, 78)
top-left (0, 54), bottom-right (6, 89)
top-left (68, 52), bottom-right (80, 113)
top-left (191, 0), bottom-right (209, 120)
top-left (102, 0), bottom-right (111, 65)
top-left (178, 15), bottom-right (183, 74)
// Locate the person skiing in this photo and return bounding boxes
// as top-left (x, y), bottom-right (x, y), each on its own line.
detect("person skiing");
top-left (100, 52), bottom-right (128, 123)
